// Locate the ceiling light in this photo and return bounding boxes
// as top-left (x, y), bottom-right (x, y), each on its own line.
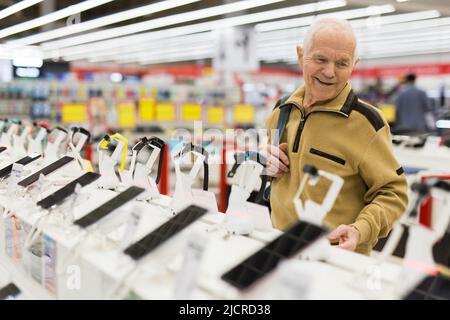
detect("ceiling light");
top-left (256, 4), bottom-right (395, 32)
top-left (7, 0), bottom-right (201, 45)
top-left (41, 0), bottom-right (346, 56)
top-left (0, 0), bottom-right (43, 21)
top-left (0, 0), bottom-right (114, 40)
top-left (12, 0), bottom-right (289, 47)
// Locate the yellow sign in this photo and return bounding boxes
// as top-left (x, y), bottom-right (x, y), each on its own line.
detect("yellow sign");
top-left (62, 103), bottom-right (87, 123)
top-left (139, 98), bottom-right (156, 121)
top-left (182, 103), bottom-right (202, 121)
top-left (379, 103), bottom-right (396, 123)
top-left (117, 102), bottom-right (136, 128)
top-left (207, 106), bottom-right (225, 124)
top-left (156, 103), bottom-right (176, 121)
top-left (233, 104), bottom-right (255, 123)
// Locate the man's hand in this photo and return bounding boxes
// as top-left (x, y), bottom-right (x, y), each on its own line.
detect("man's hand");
top-left (260, 143), bottom-right (290, 178)
top-left (327, 225), bottom-right (361, 252)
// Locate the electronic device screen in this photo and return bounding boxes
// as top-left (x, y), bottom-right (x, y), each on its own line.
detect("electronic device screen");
top-left (36, 172), bottom-right (101, 209)
top-left (18, 156), bottom-right (74, 187)
top-left (0, 154), bottom-right (41, 178)
top-left (124, 205), bottom-right (208, 261)
top-left (73, 186), bottom-right (144, 229)
top-left (0, 283), bottom-right (21, 300)
top-left (404, 274), bottom-right (450, 300)
top-left (221, 221), bottom-right (327, 290)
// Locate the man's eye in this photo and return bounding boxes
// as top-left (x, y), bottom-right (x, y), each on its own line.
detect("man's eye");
top-left (316, 58), bottom-right (326, 63)
top-left (337, 61), bottom-right (349, 68)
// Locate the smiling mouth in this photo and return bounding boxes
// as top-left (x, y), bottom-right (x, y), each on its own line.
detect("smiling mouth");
top-left (315, 78), bottom-right (335, 86)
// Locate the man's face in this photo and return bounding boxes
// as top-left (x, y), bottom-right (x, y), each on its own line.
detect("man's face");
top-left (297, 30), bottom-right (358, 103)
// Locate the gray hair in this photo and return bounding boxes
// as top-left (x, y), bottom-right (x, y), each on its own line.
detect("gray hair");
top-left (302, 18), bottom-right (358, 62)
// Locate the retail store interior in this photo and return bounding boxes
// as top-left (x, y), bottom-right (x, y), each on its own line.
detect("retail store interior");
top-left (0, 0), bottom-right (449, 301)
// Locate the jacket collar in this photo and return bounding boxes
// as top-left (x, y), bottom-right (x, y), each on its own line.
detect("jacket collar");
top-left (282, 82), bottom-right (357, 117)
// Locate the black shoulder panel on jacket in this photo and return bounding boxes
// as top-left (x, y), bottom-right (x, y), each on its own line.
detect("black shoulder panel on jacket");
top-left (353, 100), bottom-right (385, 132)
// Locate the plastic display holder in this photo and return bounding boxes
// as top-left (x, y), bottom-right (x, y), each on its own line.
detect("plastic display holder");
top-left (12, 125), bottom-right (31, 159)
top-left (27, 126), bottom-right (47, 156)
top-left (170, 143), bottom-right (217, 215)
top-left (349, 180), bottom-right (450, 298)
top-left (293, 164), bottom-right (344, 261)
top-left (222, 151), bottom-right (272, 236)
top-left (2, 163), bottom-right (25, 219)
top-left (0, 121), bottom-right (19, 149)
top-left (120, 137), bottom-right (165, 202)
top-left (44, 127), bottom-right (68, 164)
top-left (64, 127), bottom-right (91, 176)
top-left (96, 134), bottom-right (128, 190)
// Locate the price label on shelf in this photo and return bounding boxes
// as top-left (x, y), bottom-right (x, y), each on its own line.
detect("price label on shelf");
top-left (233, 104), bottom-right (255, 123)
top-left (61, 103), bottom-right (87, 123)
top-left (207, 105), bottom-right (224, 124)
top-left (182, 103), bottom-right (202, 121)
top-left (117, 102), bottom-right (136, 128)
top-left (156, 103), bottom-right (176, 121)
top-left (139, 98), bottom-right (156, 121)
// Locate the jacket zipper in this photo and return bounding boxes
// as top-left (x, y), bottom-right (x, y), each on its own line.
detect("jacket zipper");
top-left (293, 114), bottom-right (309, 153)
top-left (291, 108), bottom-right (348, 153)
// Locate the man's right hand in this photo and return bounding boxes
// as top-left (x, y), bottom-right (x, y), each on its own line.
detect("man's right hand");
top-left (260, 143), bottom-right (290, 178)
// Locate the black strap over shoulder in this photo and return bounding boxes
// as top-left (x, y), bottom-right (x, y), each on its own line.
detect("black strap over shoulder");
top-left (272, 95), bottom-right (292, 146)
top-left (257, 94), bottom-right (293, 207)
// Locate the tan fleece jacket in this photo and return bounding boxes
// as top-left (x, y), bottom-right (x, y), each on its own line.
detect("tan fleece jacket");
top-left (266, 83), bottom-right (409, 255)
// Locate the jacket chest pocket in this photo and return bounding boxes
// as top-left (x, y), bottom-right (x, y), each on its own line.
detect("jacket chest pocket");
top-left (309, 148), bottom-right (346, 166)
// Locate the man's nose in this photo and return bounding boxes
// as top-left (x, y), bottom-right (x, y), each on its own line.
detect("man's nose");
top-left (322, 63), bottom-right (335, 78)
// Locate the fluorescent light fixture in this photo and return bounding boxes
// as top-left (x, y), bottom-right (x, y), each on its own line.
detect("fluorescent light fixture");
top-left (256, 4), bottom-right (395, 32)
top-left (38, 0), bottom-right (345, 50)
top-left (0, 0), bottom-right (43, 21)
top-left (25, 0), bottom-right (289, 48)
top-left (0, 0), bottom-right (114, 40)
top-left (436, 120), bottom-right (450, 129)
top-left (115, 45), bottom-right (215, 64)
top-left (7, 0), bottom-right (201, 45)
top-left (41, 0), bottom-right (346, 59)
top-left (60, 32), bottom-right (213, 61)
top-left (15, 67), bottom-right (40, 78)
top-left (353, 10), bottom-right (440, 29)
top-left (256, 11), bottom-right (443, 43)
top-left (13, 57), bottom-right (43, 68)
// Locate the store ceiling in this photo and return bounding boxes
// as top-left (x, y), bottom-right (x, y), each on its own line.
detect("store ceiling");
top-left (0, 0), bottom-right (449, 66)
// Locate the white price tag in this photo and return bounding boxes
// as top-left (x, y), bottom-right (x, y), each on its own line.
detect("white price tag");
top-left (173, 233), bottom-right (208, 299)
top-left (275, 262), bottom-right (313, 299)
top-left (7, 163), bottom-right (24, 195)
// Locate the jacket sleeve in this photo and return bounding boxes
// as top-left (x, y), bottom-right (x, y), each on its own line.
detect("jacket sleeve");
top-left (350, 125), bottom-right (409, 246)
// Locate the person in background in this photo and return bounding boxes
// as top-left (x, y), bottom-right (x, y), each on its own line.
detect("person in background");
top-left (394, 73), bottom-right (436, 132)
top-left (262, 18), bottom-right (408, 256)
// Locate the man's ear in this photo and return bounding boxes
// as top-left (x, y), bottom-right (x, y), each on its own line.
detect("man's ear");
top-left (296, 46), bottom-right (304, 68)
top-left (354, 57), bottom-right (360, 68)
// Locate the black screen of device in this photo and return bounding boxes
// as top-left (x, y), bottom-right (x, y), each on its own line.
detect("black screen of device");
top-left (124, 205), bottom-right (208, 261)
top-left (221, 221), bottom-right (327, 290)
top-left (0, 154), bottom-right (41, 178)
top-left (0, 283), bottom-right (21, 300)
top-left (404, 274), bottom-right (450, 300)
top-left (18, 156), bottom-right (74, 187)
top-left (37, 172), bottom-right (101, 209)
top-left (73, 186), bottom-right (145, 229)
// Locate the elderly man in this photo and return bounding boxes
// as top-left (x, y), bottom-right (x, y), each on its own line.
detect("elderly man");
top-left (263, 18), bottom-right (408, 255)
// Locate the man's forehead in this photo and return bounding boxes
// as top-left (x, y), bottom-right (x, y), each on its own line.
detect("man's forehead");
top-left (310, 29), bottom-right (356, 55)
top-left (310, 47), bottom-right (354, 60)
